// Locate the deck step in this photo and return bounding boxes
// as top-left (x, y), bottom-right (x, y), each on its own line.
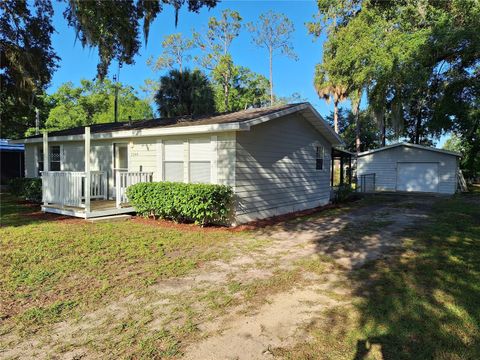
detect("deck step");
top-left (86, 214), bottom-right (132, 223)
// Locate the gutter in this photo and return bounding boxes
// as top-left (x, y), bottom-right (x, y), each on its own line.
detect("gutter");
top-left (11, 122), bottom-right (250, 144)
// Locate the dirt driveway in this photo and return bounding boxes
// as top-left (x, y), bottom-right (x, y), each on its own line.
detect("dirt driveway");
top-left (2, 195), bottom-right (438, 359)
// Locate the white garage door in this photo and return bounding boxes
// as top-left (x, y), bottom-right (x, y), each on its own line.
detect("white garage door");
top-left (396, 162), bottom-right (439, 192)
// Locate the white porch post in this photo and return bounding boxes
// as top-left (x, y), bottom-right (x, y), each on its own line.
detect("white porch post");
top-left (43, 132), bottom-right (49, 206)
top-left (84, 127), bottom-right (91, 213)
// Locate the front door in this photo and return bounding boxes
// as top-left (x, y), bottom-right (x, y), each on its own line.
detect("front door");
top-left (113, 143), bottom-right (128, 191)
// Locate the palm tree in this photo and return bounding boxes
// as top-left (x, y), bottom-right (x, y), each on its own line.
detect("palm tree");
top-left (155, 69), bottom-right (215, 118)
top-left (314, 65), bottom-right (347, 134)
top-left (350, 89), bottom-right (362, 153)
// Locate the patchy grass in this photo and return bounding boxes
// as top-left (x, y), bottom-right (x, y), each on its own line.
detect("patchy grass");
top-left (0, 194), bottom-right (244, 333)
top-left (276, 192), bottom-right (480, 359)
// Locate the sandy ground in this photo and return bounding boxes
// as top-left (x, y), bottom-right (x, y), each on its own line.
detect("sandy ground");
top-left (1, 195), bottom-right (436, 359)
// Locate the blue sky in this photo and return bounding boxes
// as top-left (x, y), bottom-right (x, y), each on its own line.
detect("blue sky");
top-left (48, 0), bottom-right (448, 147)
top-left (50, 1), bottom-right (333, 113)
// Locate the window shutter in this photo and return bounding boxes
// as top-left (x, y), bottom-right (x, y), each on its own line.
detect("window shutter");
top-left (164, 140), bottom-right (184, 182)
top-left (189, 138), bottom-right (212, 184)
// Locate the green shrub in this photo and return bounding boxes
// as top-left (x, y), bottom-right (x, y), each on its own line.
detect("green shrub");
top-left (126, 182), bottom-right (234, 226)
top-left (333, 184), bottom-right (357, 204)
top-left (8, 178), bottom-right (42, 203)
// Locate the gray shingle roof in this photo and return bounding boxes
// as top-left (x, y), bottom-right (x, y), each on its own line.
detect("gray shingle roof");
top-left (25, 103), bottom-right (306, 139)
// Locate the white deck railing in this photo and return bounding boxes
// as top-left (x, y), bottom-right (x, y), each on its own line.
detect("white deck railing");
top-left (42, 171), bottom-right (107, 208)
top-left (115, 171), bottom-right (154, 208)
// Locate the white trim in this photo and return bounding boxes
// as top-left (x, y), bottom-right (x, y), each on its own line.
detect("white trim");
top-left (315, 143), bottom-right (326, 172)
top-left (15, 122), bottom-right (246, 144)
top-left (59, 144), bottom-right (64, 171)
top-left (128, 141), bottom-right (133, 171)
top-left (14, 103), bottom-right (343, 148)
top-left (43, 133), bottom-right (49, 172)
top-left (84, 127), bottom-right (91, 212)
top-left (184, 140), bottom-right (190, 183)
top-left (156, 140), bottom-right (163, 181)
top-left (357, 142), bottom-right (461, 157)
top-left (41, 205), bottom-right (135, 219)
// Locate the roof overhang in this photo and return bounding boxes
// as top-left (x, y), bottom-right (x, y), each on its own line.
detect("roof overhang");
top-left (357, 142), bottom-right (461, 157)
top-left (12, 103), bottom-right (344, 146)
top-left (11, 122), bottom-right (246, 144)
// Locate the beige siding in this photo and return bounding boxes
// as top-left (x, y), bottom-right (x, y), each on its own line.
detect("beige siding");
top-left (357, 146), bottom-right (458, 194)
top-left (24, 144), bottom-right (36, 178)
top-left (217, 132), bottom-right (236, 187)
top-left (130, 139), bottom-right (157, 173)
top-left (129, 133), bottom-right (236, 186)
top-left (235, 113), bottom-right (331, 223)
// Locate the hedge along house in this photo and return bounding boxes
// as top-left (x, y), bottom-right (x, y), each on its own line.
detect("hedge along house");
top-left (357, 143), bottom-right (461, 194)
top-left (13, 102), bottom-right (343, 223)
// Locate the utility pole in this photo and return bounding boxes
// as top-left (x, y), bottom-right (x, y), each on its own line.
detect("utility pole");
top-left (113, 74), bottom-right (119, 123)
top-left (35, 108), bottom-right (40, 135)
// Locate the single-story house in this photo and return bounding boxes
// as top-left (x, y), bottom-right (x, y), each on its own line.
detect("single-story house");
top-left (357, 142), bottom-right (461, 194)
top-left (0, 139), bottom-right (24, 188)
top-left (12, 102), bottom-right (344, 223)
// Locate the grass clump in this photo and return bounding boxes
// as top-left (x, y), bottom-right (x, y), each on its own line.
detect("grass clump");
top-left (0, 194), bottom-right (244, 333)
top-left (277, 193), bottom-right (480, 359)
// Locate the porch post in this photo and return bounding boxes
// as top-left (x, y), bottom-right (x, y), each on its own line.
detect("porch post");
top-left (43, 132), bottom-right (49, 206)
top-left (348, 155), bottom-right (352, 185)
top-left (43, 132), bottom-right (49, 172)
top-left (330, 149), bottom-right (334, 187)
top-left (340, 154), bottom-right (344, 186)
top-left (84, 127), bottom-right (91, 213)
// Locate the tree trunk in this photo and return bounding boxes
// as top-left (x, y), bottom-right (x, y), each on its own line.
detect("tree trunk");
top-left (415, 112), bottom-right (422, 144)
top-left (354, 94), bottom-right (361, 153)
top-left (224, 73), bottom-right (229, 111)
top-left (333, 100), bottom-right (339, 133)
top-left (269, 47), bottom-right (273, 106)
top-left (380, 120), bottom-right (386, 147)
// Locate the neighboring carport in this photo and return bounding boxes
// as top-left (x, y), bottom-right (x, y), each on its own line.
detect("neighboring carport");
top-left (356, 143), bottom-right (461, 194)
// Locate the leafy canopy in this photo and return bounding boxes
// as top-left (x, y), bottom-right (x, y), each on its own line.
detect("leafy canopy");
top-left (147, 33), bottom-right (194, 74)
top-left (0, 0), bottom-right (59, 139)
top-left (155, 69), bottom-right (215, 118)
top-left (38, 79), bottom-right (153, 133)
top-left (247, 11), bottom-right (297, 105)
top-left (309, 0), bottom-right (479, 174)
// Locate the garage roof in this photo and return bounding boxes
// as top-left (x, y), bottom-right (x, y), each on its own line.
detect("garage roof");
top-left (357, 142), bottom-right (461, 157)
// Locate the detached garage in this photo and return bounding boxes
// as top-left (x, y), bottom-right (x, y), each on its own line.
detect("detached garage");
top-left (357, 143), bottom-right (461, 194)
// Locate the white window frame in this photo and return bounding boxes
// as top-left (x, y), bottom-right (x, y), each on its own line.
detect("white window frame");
top-left (316, 144), bottom-right (325, 171)
top-left (163, 140), bottom-right (185, 183)
top-left (156, 137), bottom-right (219, 184)
top-left (49, 145), bottom-right (63, 171)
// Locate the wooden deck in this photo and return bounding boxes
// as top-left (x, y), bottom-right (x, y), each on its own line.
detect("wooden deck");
top-left (42, 199), bottom-right (135, 219)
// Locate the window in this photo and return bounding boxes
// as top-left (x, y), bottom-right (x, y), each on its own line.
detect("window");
top-left (164, 162), bottom-right (184, 182)
top-left (164, 140), bottom-right (184, 182)
top-left (50, 146), bottom-right (61, 171)
top-left (189, 138), bottom-right (212, 183)
top-left (37, 147), bottom-right (44, 176)
top-left (189, 162), bottom-right (211, 183)
top-left (37, 146), bottom-right (61, 175)
top-left (316, 145), bottom-right (324, 170)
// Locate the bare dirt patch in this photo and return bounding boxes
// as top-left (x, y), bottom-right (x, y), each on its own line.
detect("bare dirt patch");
top-left (1, 195), bottom-right (436, 359)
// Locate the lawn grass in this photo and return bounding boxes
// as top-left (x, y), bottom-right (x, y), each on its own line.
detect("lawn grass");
top-left (0, 194), bottom-right (243, 333)
top-left (276, 191), bottom-right (480, 359)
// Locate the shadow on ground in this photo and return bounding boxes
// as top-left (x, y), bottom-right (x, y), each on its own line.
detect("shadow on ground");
top-left (337, 193), bottom-right (480, 359)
